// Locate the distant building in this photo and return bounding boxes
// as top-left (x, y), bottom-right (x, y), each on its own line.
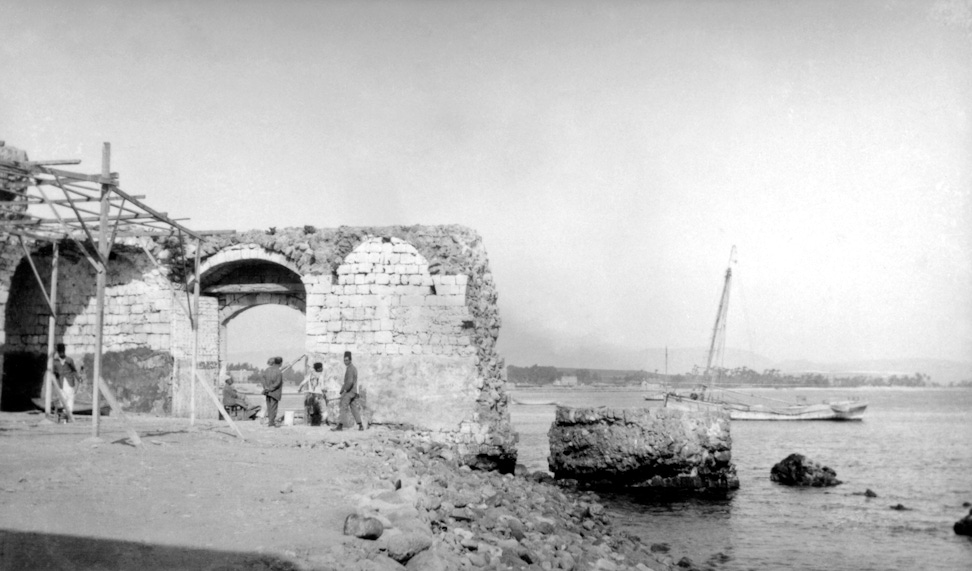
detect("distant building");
top-left (553, 375), bottom-right (578, 387)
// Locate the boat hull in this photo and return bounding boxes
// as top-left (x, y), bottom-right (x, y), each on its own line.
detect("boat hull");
top-left (664, 394), bottom-right (867, 421)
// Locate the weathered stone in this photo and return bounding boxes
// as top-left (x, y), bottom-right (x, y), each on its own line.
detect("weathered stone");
top-left (548, 406), bottom-right (739, 492)
top-left (383, 531), bottom-right (433, 563)
top-left (344, 514), bottom-right (384, 540)
top-left (770, 453), bottom-right (842, 487)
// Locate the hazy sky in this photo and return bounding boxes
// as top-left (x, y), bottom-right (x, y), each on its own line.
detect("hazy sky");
top-left (2, 0), bottom-right (970, 368)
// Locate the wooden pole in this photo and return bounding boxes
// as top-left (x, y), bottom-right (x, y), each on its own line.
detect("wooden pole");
top-left (195, 370), bottom-right (245, 441)
top-left (190, 238), bottom-right (201, 425)
top-left (92, 142), bottom-right (110, 437)
top-left (97, 381), bottom-right (142, 447)
top-left (44, 242), bottom-right (59, 415)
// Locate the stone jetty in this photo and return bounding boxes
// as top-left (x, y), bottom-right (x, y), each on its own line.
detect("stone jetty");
top-left (547, 406), bottom-right (739, 492)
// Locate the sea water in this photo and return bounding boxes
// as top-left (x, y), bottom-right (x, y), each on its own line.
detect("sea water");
top-left (509, 387), bottom-right (972, 570)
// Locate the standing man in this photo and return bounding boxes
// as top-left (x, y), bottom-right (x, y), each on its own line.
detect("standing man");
top-left (261, 356), bottom-right (283, 428)
top-left (297, 362), bottom-right (324, 426)
top-left (52, 343), bottom-right (81, 421)
top-left (333, 351), bottom-right (364, 431)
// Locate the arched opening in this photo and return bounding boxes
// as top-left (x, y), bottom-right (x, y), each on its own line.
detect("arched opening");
top-left (223, 304), bottom-right (306, 387)
top-left (1, 244), bottom-right (143, 411)
top-left (197, 252), bottom-right (307, 387)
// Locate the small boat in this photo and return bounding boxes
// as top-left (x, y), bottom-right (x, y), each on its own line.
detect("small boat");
top-left (664, 247), bottom-right (867, 421)
top-left (511, 397), bottom-right (559, 406)
top-left (664, 391), bottom-right (867, 420)
top-left (32, 397), bottom-right (111, 416)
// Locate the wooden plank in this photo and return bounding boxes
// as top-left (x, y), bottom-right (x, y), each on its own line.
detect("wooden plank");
top-left (96, 380), bottom-right (142, 447)
top-left (190, 238), bottom-right (201, 425)
top-left (195, 371), bottom-right (245, 441)
top-left (43, 242), bottom-right (59, 414)
top-left (109, 185), bottom-right (202, 240)
top-left (25, 159), bottom-right (82, 166)
top-left (40, 166), bottom-right (117, 185)
top-left (203, 283), bottom-right (305, 294)
top-left (16, 236), bottom-right (55, 315)
top-left (91, 142), bottom-right (110, 438)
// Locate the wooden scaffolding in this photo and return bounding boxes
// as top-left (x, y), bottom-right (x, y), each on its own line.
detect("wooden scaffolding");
top-left (0, 142), bottom-right (244, 442)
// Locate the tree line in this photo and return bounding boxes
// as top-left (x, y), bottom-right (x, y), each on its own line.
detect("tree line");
top-left (508, 364), bottom-right (935, 388)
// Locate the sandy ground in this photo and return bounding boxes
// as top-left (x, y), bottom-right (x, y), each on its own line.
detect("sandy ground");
top-left (0, 410), bottom-right (386, 570)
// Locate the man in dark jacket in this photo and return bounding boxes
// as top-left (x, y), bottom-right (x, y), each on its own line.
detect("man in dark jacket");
top-left (262, 356), bottom-right (284, 427)
top-left (333, 351), bottom-right (364, 431)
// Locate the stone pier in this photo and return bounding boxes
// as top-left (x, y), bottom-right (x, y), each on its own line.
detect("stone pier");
top-left (547, 406), bottom-right (739, 492)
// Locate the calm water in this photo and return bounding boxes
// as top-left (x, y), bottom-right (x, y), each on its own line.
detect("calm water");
top-left (509, 388), bottom-right (972, 570)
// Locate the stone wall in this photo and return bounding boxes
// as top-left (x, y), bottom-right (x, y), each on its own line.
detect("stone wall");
top-left (547, 406), bottom-right (739, 492)
top-left (195, 226), bottom-right (514, 470)
top-left (0, 198), bottom-right (514, 468)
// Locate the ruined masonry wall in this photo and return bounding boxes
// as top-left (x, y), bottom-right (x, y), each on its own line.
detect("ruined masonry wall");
top-left (3, 250), bottom-right (175, 355)
top-left (303, 237), bottom-right (473, 357)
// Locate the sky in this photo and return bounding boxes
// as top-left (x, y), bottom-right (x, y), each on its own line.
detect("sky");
top-left (2, 0), bottom-right (970, 370)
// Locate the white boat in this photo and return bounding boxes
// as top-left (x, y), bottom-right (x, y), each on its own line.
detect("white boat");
top-left (664, 390), bottom-right (867, 420)
top-left (664, 247), bottom-right (867, 421)
top-left (511, 397), bottom-right (559, 406)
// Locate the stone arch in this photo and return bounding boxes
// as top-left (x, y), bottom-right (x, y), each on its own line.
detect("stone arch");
top-left (194, 244), bottom-right (302, 290)
top-left (196, 243), bottom-right (308, 370)
top-left (219, 292), bottom-right (306, 327)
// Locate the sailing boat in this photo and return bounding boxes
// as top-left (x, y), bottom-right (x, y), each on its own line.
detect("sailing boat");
top-left (663, 247), bottom-right (867, 421)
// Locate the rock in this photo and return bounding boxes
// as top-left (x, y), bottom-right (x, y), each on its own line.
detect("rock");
top-left (649, 543), bottom-right (670, 553)
top-left (865, 489), bottom-right (877, 498)
top-left (383, 531), bottom-right (433, 563)
top-left (405, 548), bottom-right (453, 571)
top-left (548, 406), bottom-right (738, 492)
top-left (954, 510), bottom-right (972, 536)
top-left (890, 504), bottom-right (911, 511)
top-left (676, 556), bottom-right (697, 569)
top-left (344, 514), bottom-right (384, 540)
top-left (962, 501), bottom-right (971, 508)
top-left (770, 453), bottom-right (842, 487)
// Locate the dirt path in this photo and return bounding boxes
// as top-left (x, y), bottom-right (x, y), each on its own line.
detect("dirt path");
top-left (0, 411), bottom-right (388, 570)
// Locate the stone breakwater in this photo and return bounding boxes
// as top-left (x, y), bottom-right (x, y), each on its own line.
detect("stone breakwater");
top-left (547, 407), bottom-right (739, 492)
top-left (318, 432), bottom-right (685, 571)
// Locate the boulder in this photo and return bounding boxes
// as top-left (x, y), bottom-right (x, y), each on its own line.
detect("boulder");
top-left (770, 453), bottom-right (841, 487)
top-left (383, 531), bottom-right (433, 563)
top-left (343, 514), bottom-right (384, 540)
top-left (547, 406), bottom-right (739, 492)
top-left (953, 509), bottom-right (972, 536)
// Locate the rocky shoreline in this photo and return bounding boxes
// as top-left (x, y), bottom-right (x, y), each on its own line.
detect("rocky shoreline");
top-left (324, 431), bottom-right (685, 571)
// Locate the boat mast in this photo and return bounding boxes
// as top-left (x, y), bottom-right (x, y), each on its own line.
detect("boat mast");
top-left (703, 246), bottom-right (735, 387)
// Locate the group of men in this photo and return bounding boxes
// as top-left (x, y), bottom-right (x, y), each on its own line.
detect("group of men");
top-left (222, 351), bottom-right (365, 430)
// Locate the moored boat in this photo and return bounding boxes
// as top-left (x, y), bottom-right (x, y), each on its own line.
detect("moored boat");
top-left (665, 391), bottom-right (867, 420)
top-left (663, 247), bottom-right (868, 421)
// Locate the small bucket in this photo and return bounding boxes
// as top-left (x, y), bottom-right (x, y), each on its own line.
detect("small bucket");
top-left (283, 411), bottom-right (295, 426)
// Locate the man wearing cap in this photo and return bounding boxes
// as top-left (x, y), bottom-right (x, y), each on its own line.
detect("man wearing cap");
top-left (261, 356), bottom-right (284, 427)
top-left (333, 351), bottom-right (365, 431)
